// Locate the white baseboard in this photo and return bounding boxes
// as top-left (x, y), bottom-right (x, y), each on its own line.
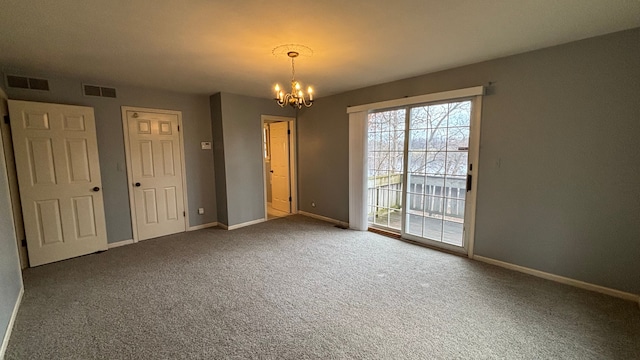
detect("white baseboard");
top-left (218, 223), bottom-right (228, 230)
top-left (107, 239), bottom-right (134, 249)
top-left (298, 211), bottom-right (349, 228)
top-left (188, 222), bottom-right (218, 231)
top-left (0, 286), bottom-right (23, 360)
top-left (474, 255), bottom-right (640, 305)
top-left (227, 218), bottom-right (266, 230)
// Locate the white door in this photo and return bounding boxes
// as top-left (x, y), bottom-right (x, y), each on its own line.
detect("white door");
top-left (269, 121), bottom-right (290, 213)
top-left (124, 109), bottom-right (185, 241)
top-left (9, 100), bottom-right (107, 266)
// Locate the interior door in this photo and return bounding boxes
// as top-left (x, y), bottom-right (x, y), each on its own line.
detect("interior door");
top-left (9, 100), bottom-right (107, 266)
top-left (125, 109), bottom-right (185, 240)
top-left (269, 121), bottom-right (290, 213)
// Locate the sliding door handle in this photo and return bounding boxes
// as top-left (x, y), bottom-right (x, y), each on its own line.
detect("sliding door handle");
top-left (466, 174), bottom-right (472, 192)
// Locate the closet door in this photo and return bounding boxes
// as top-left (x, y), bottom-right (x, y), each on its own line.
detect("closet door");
top-left (9, 100), bottom-right (107, 266)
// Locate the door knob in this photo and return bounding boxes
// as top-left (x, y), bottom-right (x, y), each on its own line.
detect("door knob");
top-left (92, 186), bottom-right (100, 192)
top-left (134, 182), bottom-right (141, 187)
top-left (270, 170), bottom-right (274, 173)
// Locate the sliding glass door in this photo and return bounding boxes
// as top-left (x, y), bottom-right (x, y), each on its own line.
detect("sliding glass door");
top-left (367, 99), bottom-right (476, 251)
top-left (404, 100), bottom-right (471, 247)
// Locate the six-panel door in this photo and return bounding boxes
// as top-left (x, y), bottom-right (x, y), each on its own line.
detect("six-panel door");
top-left (125, 110), bottom-right (185, 240)
top-left (9, 100), bottom-right (108, 266)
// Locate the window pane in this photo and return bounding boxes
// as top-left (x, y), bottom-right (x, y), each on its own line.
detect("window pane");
top-left (447, 101), bottom-right (471, 127)
top-left (425, 152), bottom-right (446, 175)
top-left (444, 176), bottom-right (466, 196)
top-left (445, 152), bottom-right (468, 176)
top-left (427, 128), bottom-right (447, 151)
top-left (443, 220), bottom-right (463, 246)
top-left (408, 173), bottom-right (426, 195)
top-left (408, 129), bottom-right (427, 151)
top-left (423, 214), bottom-right (443, 242)
top-left (408, 151), bottom-right (425, 173)
top-left (373, 207), bottom-right (389, 227)
top-left (407, 212), bottom-right (423, 237)
top-left (425, 175), bottom-right (445, 194)
top-left (392, 131), bottom-right (405, 151)
top-left (427, 104), bottom-right (449, 129)
top-left (447, 127), bottom-right (470, 151)
top-left (424, 195), bottom-right (444, 218)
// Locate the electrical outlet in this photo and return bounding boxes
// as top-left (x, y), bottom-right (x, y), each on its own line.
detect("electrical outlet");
top-left (311, 202), bottom-right (316, 207)
top-left (198, 208), bottom-right (205, 215)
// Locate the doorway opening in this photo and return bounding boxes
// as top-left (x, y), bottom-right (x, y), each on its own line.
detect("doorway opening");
top-left (261, 115), bottom-right (297, 221)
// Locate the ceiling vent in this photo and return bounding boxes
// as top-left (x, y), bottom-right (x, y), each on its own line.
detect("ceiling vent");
top-left (6, 75), bottom-right (50, 91)
top-left (83, 84), bottom-right (117, 98)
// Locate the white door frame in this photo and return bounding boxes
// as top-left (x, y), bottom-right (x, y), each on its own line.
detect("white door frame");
top-left (261, 115), bottom-right (297, 220)
top-left (0, 88), bottom-right (29, 268)
top-left (121, 106), bottom-right (189, 242)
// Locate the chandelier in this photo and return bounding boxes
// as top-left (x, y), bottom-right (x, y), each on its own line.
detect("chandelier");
top-left (273, 46), bottom-right (314, 109)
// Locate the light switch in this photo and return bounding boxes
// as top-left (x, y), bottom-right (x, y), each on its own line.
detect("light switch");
top-left (201, 141), bottom-right (212, 150)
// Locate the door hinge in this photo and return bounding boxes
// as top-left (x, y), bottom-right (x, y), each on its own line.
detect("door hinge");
top-left (178, 125), bottom-right (180, 131)
top-left (3, 115), bottom-right (9, 124)
top-left (21, 239), bottom-right (26, 247)
top-left (287, 129), bottom-right (290, 134)
top-left (289, 196), bottom-right (292, 202)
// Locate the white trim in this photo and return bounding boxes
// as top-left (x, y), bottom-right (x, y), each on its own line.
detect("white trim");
top-left (348, 111), bottom-right (368, 231)
top-left (298, 210), bottom-right (349, 228)
top-left (466, 96), bottom-right (483, 258)
top-left (188, 222), bottom-right (218, 231)
top-left (474, 255), bottom-right (640, 304)
top-left (0, 90), bottom-right (28, 269)
top-left (121, 106), bottom-right (189, 243)
top-left (0, 286), bottom-right (23, 360)
top-left (227, 218), bottom-right (266, 230)
top-left (346, 86), bottom-right (484, 113)
top-left (107, 239), bottom-right (134, 249)
top-left (261, 115), bottom-right (297, 220)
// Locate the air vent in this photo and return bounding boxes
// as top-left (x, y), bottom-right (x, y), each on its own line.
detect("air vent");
top-left (6, 75), bottom-right (50, 91)
top-left (83, 84), bottom-right (117, 98)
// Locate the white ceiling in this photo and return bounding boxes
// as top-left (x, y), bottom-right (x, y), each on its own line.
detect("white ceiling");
top-left (1, 1), bottom-right (639, 98)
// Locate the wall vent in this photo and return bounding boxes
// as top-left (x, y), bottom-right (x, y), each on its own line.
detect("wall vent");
top-left (6, 75), bottom-right (50, 91)
top-left (83, 84), bottom-right (117, 98)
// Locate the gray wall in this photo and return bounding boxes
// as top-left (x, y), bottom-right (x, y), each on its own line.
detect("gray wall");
top-left (0, 88), bottom-right (23, 352)
top-left (1, 71), bottom-right (217, 243)
top-left (212, 93), bottom-right (294, 226)
top-left (210, 93), bottom-right (228, 226)
top-left (297, 28), bottom-right (640, 294)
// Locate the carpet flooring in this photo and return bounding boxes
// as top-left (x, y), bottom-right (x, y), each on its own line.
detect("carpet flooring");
top-left (6, 215), bottom-right (640, 359)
